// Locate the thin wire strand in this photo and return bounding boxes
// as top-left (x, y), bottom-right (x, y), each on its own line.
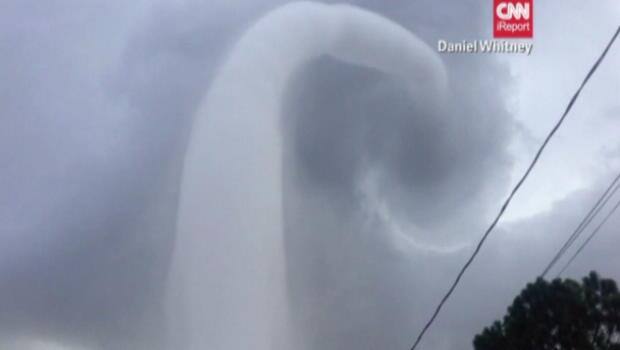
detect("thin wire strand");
top-left (409, 25), bottom-right (620, 350)
top-left (556, 194), bottom-right (620, 277)
top-left (540, 172), bottom-right (620, 278)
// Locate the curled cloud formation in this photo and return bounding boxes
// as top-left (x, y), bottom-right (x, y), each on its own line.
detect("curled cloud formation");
top-left (169, 2), bottom-right (447, 349)
top-left (280, 2), bottom-right (516, 348)
top-left (1, 0), bottom-right (517, 349)
top-left (1, 0), bottom-right (545, 349)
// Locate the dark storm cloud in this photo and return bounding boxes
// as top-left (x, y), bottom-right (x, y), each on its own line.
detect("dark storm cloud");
top-left (284, 0), bottom-right (515, 241)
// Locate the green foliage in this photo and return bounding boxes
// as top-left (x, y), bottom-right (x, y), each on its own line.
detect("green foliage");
top-left (474, 271), bottom-right (620, 350)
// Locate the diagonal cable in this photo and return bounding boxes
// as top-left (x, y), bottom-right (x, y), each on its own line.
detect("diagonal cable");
top-left (556, 193), bottom-right (620, 277)
top-left (541, 172), bottom-right (620, 278)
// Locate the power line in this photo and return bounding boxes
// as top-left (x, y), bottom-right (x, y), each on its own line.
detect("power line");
top-left (540, 172), bottom-right (620, 278)
top-left (543, 178), bottom-right (620, 277)
top-left (556, 193), bottom-right (620, 277)
top-left (409, 25), bottom-right (620, 350)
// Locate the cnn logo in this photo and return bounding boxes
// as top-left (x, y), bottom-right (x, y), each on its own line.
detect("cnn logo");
top-left (494, 0), bottom-right (533, 38)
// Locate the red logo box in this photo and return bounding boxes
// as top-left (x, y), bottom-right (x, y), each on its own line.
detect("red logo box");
top-left (494, 0), bottom-right (533, 38)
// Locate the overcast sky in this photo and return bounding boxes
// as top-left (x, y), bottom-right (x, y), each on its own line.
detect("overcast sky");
top-left (0, 1), bottom-right (619, 349)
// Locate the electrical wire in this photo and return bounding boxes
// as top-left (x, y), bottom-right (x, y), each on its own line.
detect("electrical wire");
top-left (556, 190), bottom-right (620, 277)
top-left (540, 172), bottom-right (620, 278)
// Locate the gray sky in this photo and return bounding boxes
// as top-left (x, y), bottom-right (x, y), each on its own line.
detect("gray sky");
top-left (0, 0), bottom-right (619, 349)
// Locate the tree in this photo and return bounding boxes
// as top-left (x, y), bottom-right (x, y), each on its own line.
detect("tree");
top-left (474, 271), bottom-right (620, 350)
